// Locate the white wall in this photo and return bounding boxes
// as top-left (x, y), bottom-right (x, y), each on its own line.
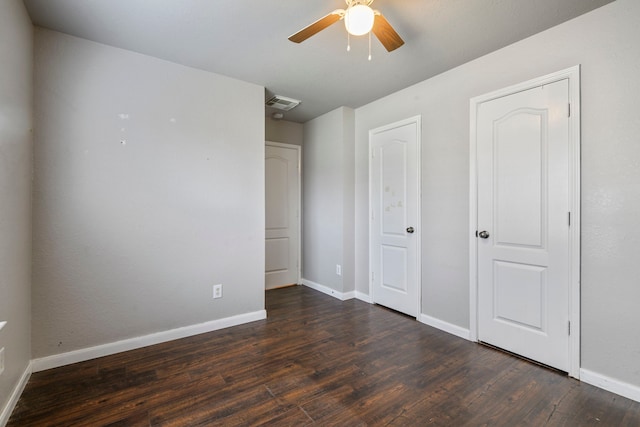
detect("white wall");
top-left (302, 107), bottom-right (355, 293)
top-left (0, 0), bottom-right (33, 419)
top-left (354, 0), bottom-right (640, 389)
top-left (265, 118), bottom-right (303, 146)
top-left (32, 29), bottom-right (265, 359)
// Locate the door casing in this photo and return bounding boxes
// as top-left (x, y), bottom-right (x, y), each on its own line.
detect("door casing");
top-left (469, 66), bottom-right (581, 378)
top-left (368, 116), bottom-right (422, 318)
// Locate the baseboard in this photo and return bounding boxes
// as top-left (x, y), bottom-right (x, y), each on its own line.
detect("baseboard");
top-left (419, 313), bottom-right (471, 341)
top-left (301, 279), bottom-right (355, 301)
top-left (342, 291), bottom-right (356, 300)
top-left (580, 368), bottom-right (640, 403)
top-left (0, 362), bottom-right (32, 427)
top-left (31, 310), bottom-right (267, 372)
top-left (355, 291), bottom-right (372, 303)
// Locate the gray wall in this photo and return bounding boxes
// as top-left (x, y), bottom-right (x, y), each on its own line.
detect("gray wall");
top-left (265, 118), bottom-right (303, 146)
top-left (0, 0), bottom-right (33, 416)
top-left (354, 0), bottom-right (640, 388)
top-left (32, 29), bottom-right (265, 358)
top-left (302, 107), bottom-right (355, 293)
top-left (341, 109), bottom-right (356, 294)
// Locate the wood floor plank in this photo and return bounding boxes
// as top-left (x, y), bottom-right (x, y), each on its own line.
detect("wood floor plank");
top-left (8, 285), bottom-right (640, 426)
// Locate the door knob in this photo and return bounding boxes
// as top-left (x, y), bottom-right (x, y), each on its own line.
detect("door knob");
top-left (406, 226), bottom-right (415, 234)
top-left (478, 230), bottom-right (490, 239)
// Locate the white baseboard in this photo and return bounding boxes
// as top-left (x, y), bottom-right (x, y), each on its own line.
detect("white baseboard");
top-left (419, 313), bottom-right (471, 341)
top-left (0, 362), bottom-right (32, 427)
top-left (301, 278), bottom-right (355, 301)
top-left (300, 280), bottom-right (371, 303)
top-left (31, 310), bottom-right (267, 372)
top-left (342, 291), bottom-right (356, 300)
top-left (580, 368), bottom-right (640, 403)
top-left (355, 291), bottom-right (372, 303)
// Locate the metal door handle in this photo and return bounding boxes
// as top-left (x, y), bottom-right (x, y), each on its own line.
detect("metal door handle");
top-left (478, 230), bottom-right (490, 239)
top-left (406, 226), bottom-right (415, 234)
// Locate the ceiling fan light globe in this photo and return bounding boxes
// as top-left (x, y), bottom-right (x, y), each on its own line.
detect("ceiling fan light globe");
top-left (344, 5), bottom-right (374, 36)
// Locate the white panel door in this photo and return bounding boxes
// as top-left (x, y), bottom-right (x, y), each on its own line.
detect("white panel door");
top-left (370, 118), bottom-right (420, 317)
top-left (265, 143), bottom-right (300, 290)
top-left (477, 80), bottom-right (570, 371)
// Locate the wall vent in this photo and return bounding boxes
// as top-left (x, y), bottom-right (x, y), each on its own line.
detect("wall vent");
top-left (266, 95), bottom-right (301, 111)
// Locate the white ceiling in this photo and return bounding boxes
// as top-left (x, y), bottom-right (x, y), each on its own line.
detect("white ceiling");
top-left (23, 0), bottom-right (614, 123)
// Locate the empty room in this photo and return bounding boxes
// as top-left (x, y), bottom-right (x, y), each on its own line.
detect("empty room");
top-left (1, 0), bottom-right (639, 425)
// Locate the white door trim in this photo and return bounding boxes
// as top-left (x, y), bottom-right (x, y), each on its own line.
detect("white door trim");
top-left (469, 66), bottom-right (581, 378)
top-left (368, 116), bottom-right (422, 319)
top-left (266, 141), bottom-right (302, 286)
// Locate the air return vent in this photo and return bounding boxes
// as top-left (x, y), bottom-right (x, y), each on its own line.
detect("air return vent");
top-left (266, 95), bottom-right (301, 111)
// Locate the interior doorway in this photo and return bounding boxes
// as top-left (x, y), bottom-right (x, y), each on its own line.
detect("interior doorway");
top-left (469, 66), bottom-right (581, 377)
top-left (369, 116), bottom-right (421, 317)
top-left (265, 142), bottom-right (301, 289)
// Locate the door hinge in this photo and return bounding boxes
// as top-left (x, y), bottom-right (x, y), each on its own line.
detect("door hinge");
top-left (568, 103), bottom-right (571, 117)
top-left (475, 230), bottom-right (478, 238)
top-left (568, 321), bottom-right (571, 335)
top-left (371, 271), bottom-right (375, 282)
top-left (568, 212), bottom-right (571, 227)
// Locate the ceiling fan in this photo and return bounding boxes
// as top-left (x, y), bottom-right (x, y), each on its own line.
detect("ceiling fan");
top-left (288, 0), bottom-right (404, 54)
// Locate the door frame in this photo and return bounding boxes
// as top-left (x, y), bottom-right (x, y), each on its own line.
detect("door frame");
top-left (368, 116), bottom-right (422, 319)
top-left (265, 141), bottom-right (302, 286)
top-left (468, 66), bottom-right (581, 378)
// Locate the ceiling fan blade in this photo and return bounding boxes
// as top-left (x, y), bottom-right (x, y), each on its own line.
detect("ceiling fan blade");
top-left (288, 11), bottom-right (343, 43)
top-left (372, 13), bottom-right (404, 52)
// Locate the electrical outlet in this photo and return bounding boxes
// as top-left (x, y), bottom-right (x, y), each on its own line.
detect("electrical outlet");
top-left (213, 284), bottom-right (223, 299)
top-left (0, 347), bottom-right (5, 376)
top-left (336, 264), bottom-right (342, 276)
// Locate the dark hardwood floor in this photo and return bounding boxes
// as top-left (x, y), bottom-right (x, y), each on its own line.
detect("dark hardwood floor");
top-left (9, 285), bottom-right (640, 426)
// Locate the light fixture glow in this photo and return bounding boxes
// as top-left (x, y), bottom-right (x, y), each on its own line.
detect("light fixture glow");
top-left (344, 4), bottom-right (374, 36)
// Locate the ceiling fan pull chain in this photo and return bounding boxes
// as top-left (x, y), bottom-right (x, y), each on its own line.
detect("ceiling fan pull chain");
top-left (347, 31), bottom-right (351, 52)
top-left (368, 31), bottom-right (372, 61)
